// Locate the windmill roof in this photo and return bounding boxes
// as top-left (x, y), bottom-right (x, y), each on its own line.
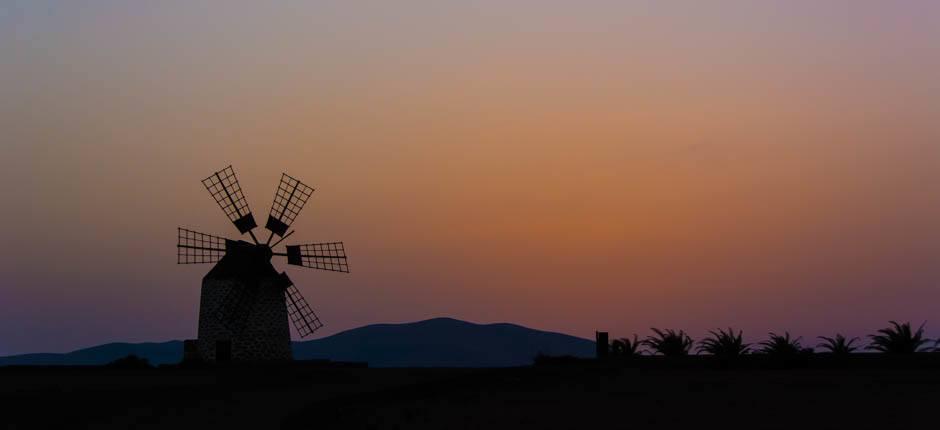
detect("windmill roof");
top-left (204, 241), bottom-right (278, 281)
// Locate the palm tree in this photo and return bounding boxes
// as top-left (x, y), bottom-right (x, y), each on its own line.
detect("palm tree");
top-left (758, 332), bottom-right (804, 356)
top-left (643, 328), bottom-right (693, 357)
top-left (867, 321), bottom-right (931, 354)
top-left (610, 335), bottom-right (644, 357)
top-left (697, 328), bottom-right (750, 357)
top-left (817, 334), bottom-right (860, 355)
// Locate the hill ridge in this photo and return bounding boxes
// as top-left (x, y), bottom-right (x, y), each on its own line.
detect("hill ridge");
top-left (0, 318), bottom-right (593, 367)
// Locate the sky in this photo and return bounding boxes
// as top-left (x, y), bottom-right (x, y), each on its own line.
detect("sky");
top-left (1, 1), bottom-right (939, 355)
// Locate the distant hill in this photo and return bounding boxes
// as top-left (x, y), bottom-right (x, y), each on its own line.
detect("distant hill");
top-left (292, 317), bottom-right (594, 367)
top-left (0, 341), bottom-right (184, 366)
top-left (0, 318), bottom-right (593, 367)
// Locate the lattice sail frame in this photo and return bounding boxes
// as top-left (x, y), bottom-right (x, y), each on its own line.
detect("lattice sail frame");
top-left (265, 173), bottom-right (314, 237)
top-left (177, 228), bottom-right (229, 264)
top-left (203, 165), bottom-right (258, 234)
top-left (282, 275), bottom-right (324, 337)
top-left (286, 242), bottom-right (349, 272)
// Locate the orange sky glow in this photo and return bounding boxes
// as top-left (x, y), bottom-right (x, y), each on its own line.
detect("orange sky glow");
top-left (1, 1), bottom-right (939, 354)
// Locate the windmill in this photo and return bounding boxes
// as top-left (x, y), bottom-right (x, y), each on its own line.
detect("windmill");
top-left (178, 166), bottom-right (349, 362)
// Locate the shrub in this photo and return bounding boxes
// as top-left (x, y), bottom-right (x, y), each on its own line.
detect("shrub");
top-left (758, 332), bottom-right (804, 356)
top-left (643, 328), bottom-right (693, 357)
top-left (816, 334), bottom-right (860, 355)
top-left (610, 335), bottom-right (644, 357)
top-left (106, 354), bottom-right (153, 369)
top-left (698, 328), bottom-right (750, 357)
top-left (867, 321), bottom-right (932, 354)
top-left (533, 353), bottom-right (586, 366)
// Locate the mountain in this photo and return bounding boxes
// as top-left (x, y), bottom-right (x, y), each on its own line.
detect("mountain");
top-left (292, 317), bottom-right (594, 367)
top-left (0, 318), bottom-right (594, 367)
top-left (0, 341), bottom-right (184, 366)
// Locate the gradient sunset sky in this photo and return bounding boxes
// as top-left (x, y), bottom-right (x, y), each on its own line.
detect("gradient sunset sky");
top-left (2, 1), bottom-right (940, 355)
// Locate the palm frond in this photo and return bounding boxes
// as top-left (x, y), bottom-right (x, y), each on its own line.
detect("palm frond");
top-left (866, 321), bottom-right (931, 353)
top-left (758, 332), bottom-right (803, 356)
top-left (816, 334), bottom-right (860, 355)
top-left (611, 334), bottom-right (645, 357)
top-left (643, 328), bottom-right (693, 357)
top-left (697, 328), bottom-right (750, 357)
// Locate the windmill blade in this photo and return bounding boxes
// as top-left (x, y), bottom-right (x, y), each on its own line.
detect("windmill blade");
top-left (177, 228), bottom-right (231, 264)
top-left (279, 273), bottom-right (324, 338)
top-left (215, 283), bottom-right (260, 334)
top-left (284, 242), bottom-right (349, 273)
top-left (264, 173), bottom-right (314, 238)
top-left (202, 165), bottom-right (258, 239)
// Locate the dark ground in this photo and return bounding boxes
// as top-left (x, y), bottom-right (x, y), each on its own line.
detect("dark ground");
top-left (3, 358), bottom-right (940, 429)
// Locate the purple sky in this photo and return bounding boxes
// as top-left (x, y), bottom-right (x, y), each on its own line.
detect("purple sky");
top-left (1, 1), bottom-right (940, 355)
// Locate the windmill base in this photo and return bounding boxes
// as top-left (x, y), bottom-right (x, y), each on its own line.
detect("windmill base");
top-left (196, 277), bottom-right (293, 363)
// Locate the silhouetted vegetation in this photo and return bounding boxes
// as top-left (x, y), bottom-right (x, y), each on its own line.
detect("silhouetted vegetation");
top-left (757, 332), bottom-right (807, 356)
top-left (534, 320), bottom-right (940, 371)
top-left (697, 328), bottom-right (749, 357)
top-left (610, 335), bottom-right (644, 357)
top-left (867, 321), bottom-right (932, 354)
top-left (817, 334), bottom-right (860, 355)
top-left (106, 354), bottom-right (153, 369)
top-left (643, 328), bottom-right (693, 356)
top-left (533, 353), bottom-right (590, 366)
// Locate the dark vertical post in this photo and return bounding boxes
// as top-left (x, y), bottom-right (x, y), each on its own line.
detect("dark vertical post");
top-left (596, 331), bottom-right (609, 359)
top-left (182, 339), bottom-right (201, 363)
top-left (216, 339), bottom-right (232, 363)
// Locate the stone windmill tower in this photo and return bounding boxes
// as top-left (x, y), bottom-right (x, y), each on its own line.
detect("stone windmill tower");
top-left (177, 166), bottom-right (349, 363)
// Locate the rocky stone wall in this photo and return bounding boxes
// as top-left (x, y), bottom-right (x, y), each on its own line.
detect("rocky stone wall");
top-left (196, 276), bottom-right (292, 362)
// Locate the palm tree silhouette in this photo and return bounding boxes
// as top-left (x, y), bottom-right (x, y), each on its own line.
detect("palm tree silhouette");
top-left (611, 334), bottom-right (644, 357)
top-left (867, 321), bottom-right (932, 353)
top-left (697, 328), bottom-right (750, 357)
top-left (643, 328), bottom-right (693, 356)
top-left (817, 334), bottom-right (860, 355)
top-left (758, 332), bottom-right (805, 356)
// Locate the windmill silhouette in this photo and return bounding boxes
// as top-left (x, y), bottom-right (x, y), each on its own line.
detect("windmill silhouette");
top-left (178, 166), bottom-right (349, 362)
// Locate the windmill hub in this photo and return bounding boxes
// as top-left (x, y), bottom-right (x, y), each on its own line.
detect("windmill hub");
top-left (177, 166), bottom-right (349, 363)
top-left (225, 240), bottom-right (274, 263)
